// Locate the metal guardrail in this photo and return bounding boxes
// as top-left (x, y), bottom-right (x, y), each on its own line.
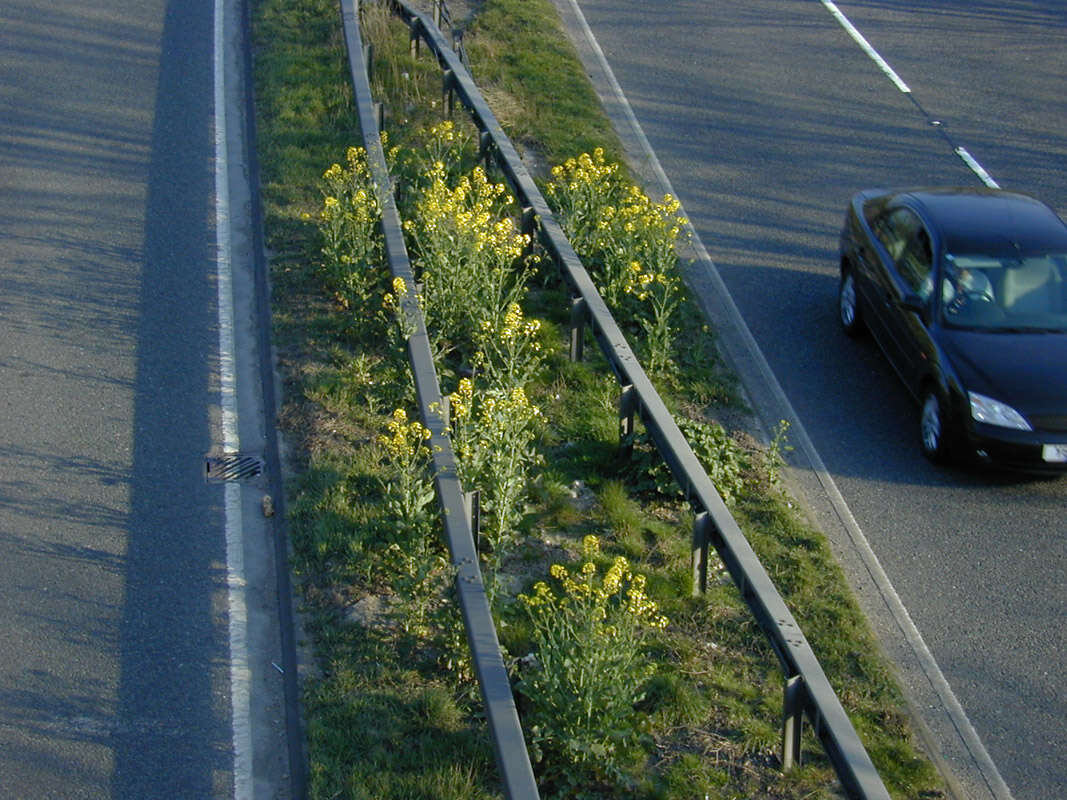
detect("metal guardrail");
top-left (344, 1), bottom-right (893, 798)
top-left (339, 3), bottom-right (539, 798)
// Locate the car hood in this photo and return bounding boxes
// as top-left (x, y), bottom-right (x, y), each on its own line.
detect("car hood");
top-left (940, 328), bottom-right (1067, 417)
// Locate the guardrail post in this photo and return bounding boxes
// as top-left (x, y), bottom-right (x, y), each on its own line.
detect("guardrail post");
top-left (781, 674), bottom-right (804, 771)
top-left (691, 511), bottom-right (710, 596)
top-left (464, 489), bottom-right (481, 549)
top-left (520, 206), bottom-right (537, 258)
top-left (409, 19), bottom-right (420, 58)
top-left (439, 394), bottom-right (450, 428)
top-left (478, 129), bottom-right (493, 170)
top-left (443, 69), bottom-right (455, 115)
top-left (520, 206), bottom-right (536, 238)
top-left (569, 296), bottom-right (586, 362)
top-left (363, 42), bottom-right (374, 81)
top-left (619, 383), bottom-right (636, 456)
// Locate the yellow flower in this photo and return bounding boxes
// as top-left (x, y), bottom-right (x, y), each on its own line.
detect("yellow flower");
top-left (450, 378), bottom-right (474, 421)
top-left (603, 557), bottom-right (628, 596)
top-left (509, 386), bottom-right (529, 408)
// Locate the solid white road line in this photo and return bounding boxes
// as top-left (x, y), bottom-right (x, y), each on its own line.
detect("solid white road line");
top-left (564, 1), bottom-right (1012, 797)
top-left (214, 0), bottom-right (253, 797)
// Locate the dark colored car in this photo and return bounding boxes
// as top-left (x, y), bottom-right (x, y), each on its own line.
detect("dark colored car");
top-left (837, 187), bottom-right (1067, 470)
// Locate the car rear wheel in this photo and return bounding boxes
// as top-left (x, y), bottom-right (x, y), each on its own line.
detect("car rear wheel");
top-left (920, 388), bottom-right (952, 463)
top-left (839, 268), bottom-right (863, 336)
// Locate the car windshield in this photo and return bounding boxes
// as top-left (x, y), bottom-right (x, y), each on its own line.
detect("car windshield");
top-left (938, 252), bottom-right (1067, 332)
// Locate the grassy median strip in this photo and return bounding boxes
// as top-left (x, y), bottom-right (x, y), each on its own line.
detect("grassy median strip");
top-left (252, 0), bottom-right (946, 797)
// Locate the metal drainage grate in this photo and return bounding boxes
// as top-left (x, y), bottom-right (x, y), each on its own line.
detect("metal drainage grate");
top-left (205, 453), bottom-right (265, 483)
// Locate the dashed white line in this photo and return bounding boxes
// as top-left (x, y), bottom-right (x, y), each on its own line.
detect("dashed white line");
top-left (818, 3), bottom-right (1001, 200)
top-left (956, 146), bottom-right (1001, 188)
top-left (820, 0), bottom-right (911, 94)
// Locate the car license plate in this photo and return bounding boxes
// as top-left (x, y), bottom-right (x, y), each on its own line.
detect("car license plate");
top-left (1042, 444), bottom-right (1067, 463)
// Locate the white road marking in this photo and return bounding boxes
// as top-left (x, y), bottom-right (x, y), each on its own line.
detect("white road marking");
top-left (820, 0), bottom-right (911, 93)
top-left (819, 1), bottom-right (1000, 189)
top-left (956, 146), bottom-right (1001, 188)
top-left (214, 0), bottom-right (253, 797)
top-left (564, 0), bottom-right (1013, 797)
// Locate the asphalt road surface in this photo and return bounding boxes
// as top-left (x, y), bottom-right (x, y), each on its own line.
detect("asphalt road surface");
top-left (1, 0), bottom-right (296, 796)
top-left (554, 2), bottom-right (1066, 799)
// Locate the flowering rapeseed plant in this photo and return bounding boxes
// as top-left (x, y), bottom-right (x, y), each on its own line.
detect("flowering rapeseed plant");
top-left (545, 147), bottom-right (623, 249)
top-left (399, 124), bottom-right (532, 361)
top-left (475, 301), bottom-right (545, 390)
top-left (377, 408), bottom-right (448, 637)
top-left (420, 120), bottom-right (473, 179)
top-left (381, 275), bottom-right (420, 343)
top-left (316, 146), bottom-right (383, 307)
top-left (378, 408), bottom-right (435, 536)
top-left (449, 378), bottom-right (543, 582)
top-left (516, 535), bottom-right (668, 789)
top-left (547, 151), bottom-right (690, 377)
top-left (624, 258), bottom-right (682, 377)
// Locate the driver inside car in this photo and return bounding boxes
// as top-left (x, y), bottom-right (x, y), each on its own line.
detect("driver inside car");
top-left (942, 260), bottom-right (995, 311)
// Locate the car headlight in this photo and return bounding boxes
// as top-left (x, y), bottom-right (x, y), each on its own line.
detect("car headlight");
top-left (968, 392), bottom-right (1032, 431)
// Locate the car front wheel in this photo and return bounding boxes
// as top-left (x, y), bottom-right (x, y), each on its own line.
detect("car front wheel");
top-left (920, 389), bottom-right (953, 463)
top-left (839, 268), bottom-right (863, 336)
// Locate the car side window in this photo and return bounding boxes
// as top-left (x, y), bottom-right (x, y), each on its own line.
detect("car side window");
top-left (899, 228), bottom-right (933, 299)
top-left (873, 208), bottom-right (932, 299)
top-left (873, 208), bottom-right (915, 261)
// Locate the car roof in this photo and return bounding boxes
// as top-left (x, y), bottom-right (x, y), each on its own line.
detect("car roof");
top-left (893, 188), bottom-right (1067, 255)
